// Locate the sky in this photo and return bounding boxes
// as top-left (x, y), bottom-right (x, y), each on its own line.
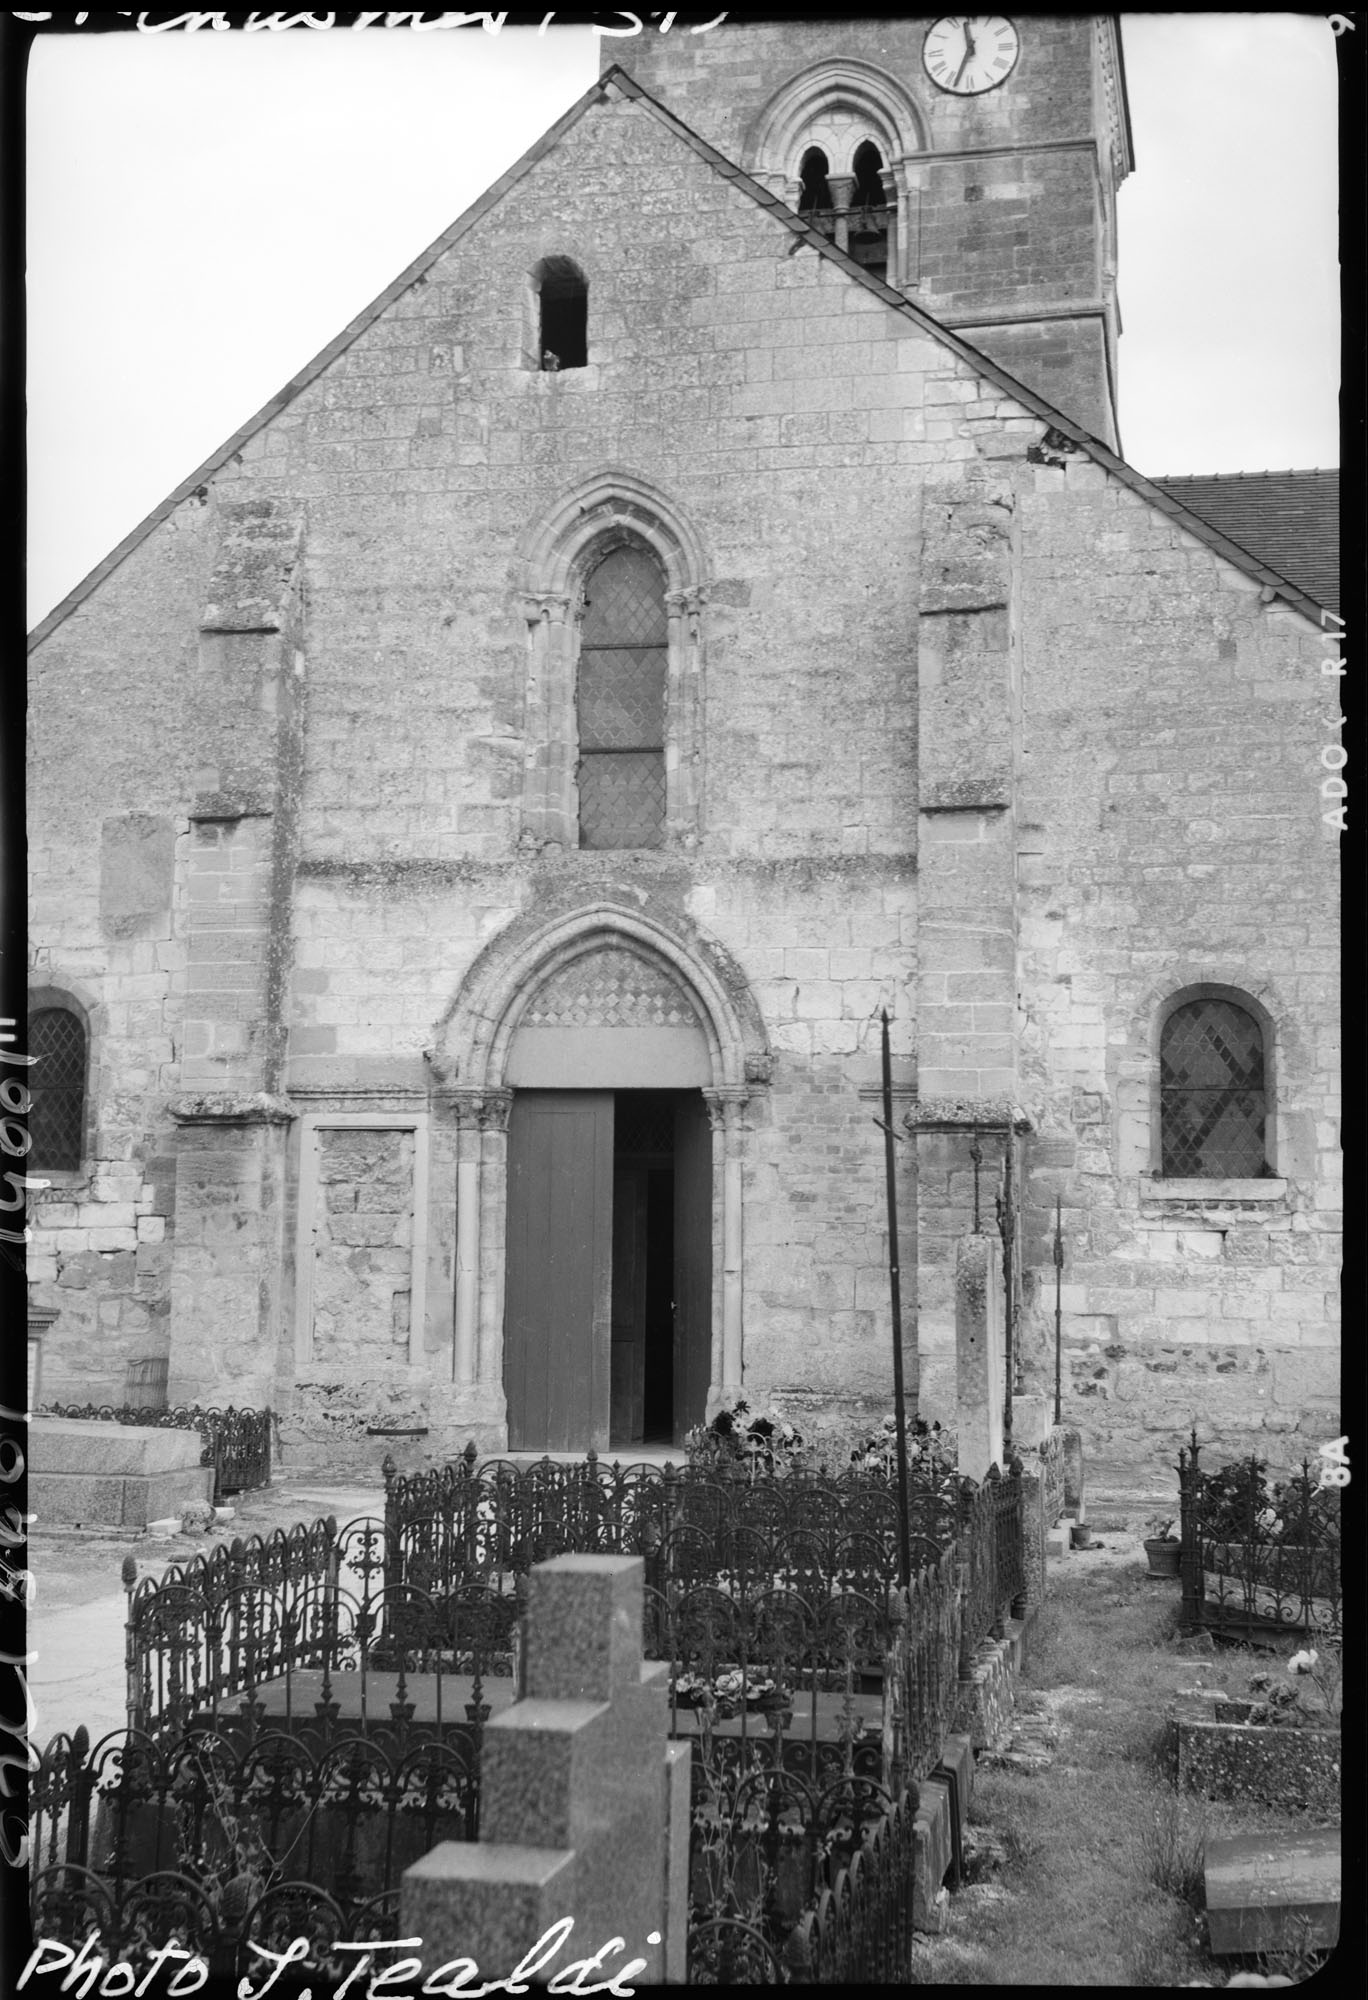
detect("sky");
top-left (24, 13), bottom-right (1340, 629)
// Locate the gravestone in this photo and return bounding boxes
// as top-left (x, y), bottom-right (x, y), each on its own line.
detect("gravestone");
top-left (956, 1233), bottom-right (1004, 1482)
top-left (29, 1417), bottom-right (212, 1528)
top-left (402, 1553), bottom-right (690, 1986)
top-left (1204, 1828), bottom-right (1340, 1956)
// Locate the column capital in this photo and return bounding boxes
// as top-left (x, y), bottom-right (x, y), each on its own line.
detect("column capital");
top-left (478, 1089), bottom-right (514, 1133)
top-left (703, 1086), bottom-right (751, 1133)
top-left (432, 1087), bottom-right (515, 1131)
top-left (520, 591), bottom-right (573, 628)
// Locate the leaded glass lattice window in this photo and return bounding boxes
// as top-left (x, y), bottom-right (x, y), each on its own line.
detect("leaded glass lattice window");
top-left (1160, 998), bottom-right (1267, 1178)
top-left (578, 545), bottom-right (667, 850)
top-left (28, 1007), bottom-right (86, 1172)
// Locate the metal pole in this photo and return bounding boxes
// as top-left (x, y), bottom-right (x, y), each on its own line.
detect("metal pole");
top-left (879, 1009), bottom-right (912, 1591)
top-left (1053, 1196), bottom-right (1064, 1425)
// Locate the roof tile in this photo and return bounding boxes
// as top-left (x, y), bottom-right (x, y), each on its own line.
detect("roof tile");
top-left (1154, 470), bottom-right (1339, 614)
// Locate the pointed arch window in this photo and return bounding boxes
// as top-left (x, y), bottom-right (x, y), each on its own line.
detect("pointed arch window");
top-left (578, 544), bottom-right (667, 850)
top-left (1160, 997), bottom-right (1269, 1178)
top-left (27, 1006), bottom-right (87, 1172)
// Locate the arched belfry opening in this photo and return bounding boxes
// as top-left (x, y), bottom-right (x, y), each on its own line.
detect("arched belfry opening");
top-left (434, 901), bottom-right (771, 1455)
top-left (743, 58), bottom-right (924, 289)
top-left (849, 139), bottom-right (891, 279)
top-left (798, 145), bottom-right (833, 214)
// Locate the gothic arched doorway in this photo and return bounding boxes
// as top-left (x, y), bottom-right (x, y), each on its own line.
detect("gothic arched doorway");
top-left (502, 943), bottom-right (714, 1450)
top-left (432, 899), bottom-right (770, 1455)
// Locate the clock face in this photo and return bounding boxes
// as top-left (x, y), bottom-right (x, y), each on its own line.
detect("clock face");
top-left (923, 16), bottom-right (1020, 95)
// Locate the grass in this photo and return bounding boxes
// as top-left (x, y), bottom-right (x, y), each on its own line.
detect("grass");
top-left (908, 1552), bottom-right (1336, 1987)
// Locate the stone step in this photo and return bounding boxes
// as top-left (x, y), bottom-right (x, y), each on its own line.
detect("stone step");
top-left (1204, 1827), bottom-right (1340, 1957)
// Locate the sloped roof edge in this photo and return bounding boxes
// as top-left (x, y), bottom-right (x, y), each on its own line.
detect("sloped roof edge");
top-left (28, 70), bottom-right (614, 653)
top-left (29, 62), bottom-right (1332, 652)
top-left (606, 68), bottom-right (1330, 628)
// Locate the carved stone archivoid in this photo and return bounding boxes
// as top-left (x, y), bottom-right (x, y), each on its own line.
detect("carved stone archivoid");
top-left (919, 473), bottom-right (1014, 618)
top-left (522, 944), bottom-right (704, 1031)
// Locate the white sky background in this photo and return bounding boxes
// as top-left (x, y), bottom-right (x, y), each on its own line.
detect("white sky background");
top-left (25, 13), bottom-right (1340, 629)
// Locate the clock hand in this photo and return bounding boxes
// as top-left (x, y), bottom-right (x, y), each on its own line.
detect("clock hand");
top-left (954, 17), bottom-right (977, 85)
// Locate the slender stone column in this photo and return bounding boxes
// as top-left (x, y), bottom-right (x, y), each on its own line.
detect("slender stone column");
top-left (704, 1087), bottom-right (749, 1397)
top-left (475, 1090), bottom-right (513, 1387)
top-left (895, 159), bottom-right (921, 288)
top-left (664, 584), bottom-right (706, 847)
top-left (828, 172), bottom-right (855, 252)
top-left (451, 1091), bottom-right (487, 1386)
top-left (520, 593), bottom-right (574, 846)
top-left (881, 166), bottom-right (901, 285)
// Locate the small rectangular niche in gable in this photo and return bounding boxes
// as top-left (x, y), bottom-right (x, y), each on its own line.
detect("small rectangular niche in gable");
top-left (531, 256), bottom-right (588, 371)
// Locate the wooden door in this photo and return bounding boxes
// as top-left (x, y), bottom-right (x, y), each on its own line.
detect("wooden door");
top-left (504, 1091), bottom-right (614, 1451)
top-left (672, 1093), bottom-right (713, 1443)
top-left (610, 1164), bottom-right (648, 1446)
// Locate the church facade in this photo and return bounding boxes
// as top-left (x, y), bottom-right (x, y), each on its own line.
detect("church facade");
top-left (26, 17), bottom-right (1340, 1484)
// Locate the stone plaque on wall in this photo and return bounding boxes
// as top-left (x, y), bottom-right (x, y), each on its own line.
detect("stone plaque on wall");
top-left (99, 813), bottom-right (174, 940)
top-left (311, 1128), bottom-right (416, 1367)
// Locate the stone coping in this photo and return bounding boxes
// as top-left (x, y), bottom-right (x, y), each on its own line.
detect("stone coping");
top-left (31, 1416), bottom-right (207, 1475)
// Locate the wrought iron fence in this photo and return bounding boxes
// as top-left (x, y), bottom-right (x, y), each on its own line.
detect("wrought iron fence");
top-left (37, 1403), bottom-right (273, 1503)
top-left (1038, 1425), bottom-right (1069, 1532)
top-left (1178, 1433), bottom-right (1341, 1641)
top-left (886, 1550), bottom-right (963, 1787)
top-left (956, 1460), bottom-right (1026, 1659)
top-left (383, 1447), bottom-right (961, 1605)
top-left (52, 1453), bottom-right (1024, 1989)
top-left (29, 1720), bottom-right (469, 1991)
top-left (127, 1519), bottom-right (519, 1740)
top-left (786, 1785), bottom-right (917, 1983)
top-left (688, 1777), bottom-right (918, 1985)
top-left (126, 1519), bottom-right (339, 1733)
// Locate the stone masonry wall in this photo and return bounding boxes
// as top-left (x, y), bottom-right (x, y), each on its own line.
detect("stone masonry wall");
top-left (311, 1127), bottom-right (416, 1368)
top-left (27, 74), bottom-right (1336, 1467)
top-left (618, 16), bottom-right (1100, 174)
top-left (618, 15), bottom-right (1115, 440)
top-left (27, 538), bottom-right (207, 1397)
top-left (1004, 462), bottom-right (1340, 1478)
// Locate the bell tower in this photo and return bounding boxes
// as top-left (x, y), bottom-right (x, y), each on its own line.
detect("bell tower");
top-left (611, 14), bottom-right (1133, 449)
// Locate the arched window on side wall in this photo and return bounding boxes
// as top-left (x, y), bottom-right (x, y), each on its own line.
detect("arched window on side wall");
top-left (1160, 996), bottom-right (1269, 1177)
top-left (27, 1006), bottom-right (87, 1172)
top-left (533, 256), bottom-right (588, 371)
top-left (577, 543), bottom-right (667, 850)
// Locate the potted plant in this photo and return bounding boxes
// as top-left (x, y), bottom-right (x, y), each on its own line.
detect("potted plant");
top-left (1143, 1515), bottom-right (1182, 1577)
